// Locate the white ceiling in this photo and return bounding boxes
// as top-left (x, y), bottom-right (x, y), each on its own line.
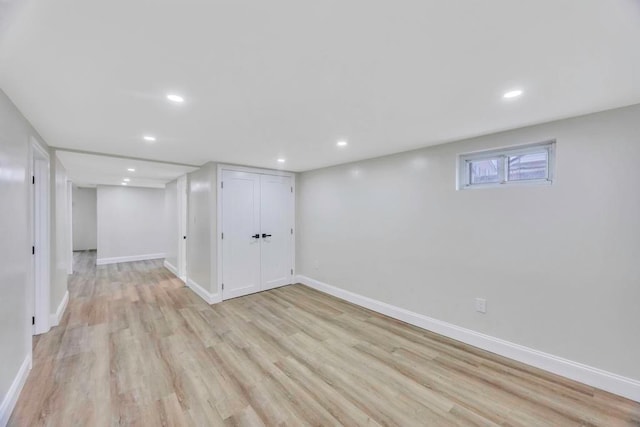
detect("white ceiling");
top-left (56, 151), bottom-right (198, 189)
top-left (1, 1), bottom-right (640, 172)
top-left (0, 0), bottom-right (24, 38)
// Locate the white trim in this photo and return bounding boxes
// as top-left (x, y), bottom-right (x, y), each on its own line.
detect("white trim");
top-left (217, 164), bottom-right (296, 301)
top-left (48, 290), bottom-right (69, 328)
top-left (186, 278), bottom-right (221, 305)
top-left (0, 353), bottom-right (32, 427)
top-left (295, 275), bottom-right (640, 403)
top-left (163, 260), bottom-right (185, 283)
top-left (96, 253), bottom-right (165, 265)
top-left (31, 137), bottom-right (49, 160)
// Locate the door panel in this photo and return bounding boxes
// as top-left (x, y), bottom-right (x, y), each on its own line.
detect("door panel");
top-left (260, 174), bottom-right (293, 290)
top-left (177, 176), bottom-right (187, 281)
top-left (221, 171), bottom-right (261, 299)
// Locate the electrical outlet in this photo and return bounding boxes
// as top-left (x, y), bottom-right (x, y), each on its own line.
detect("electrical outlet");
top-left (475, 298), bottom-right (487, 314)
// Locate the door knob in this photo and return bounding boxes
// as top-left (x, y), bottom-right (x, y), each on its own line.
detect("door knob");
top-left (262, 233), bottom-right (272, 238)
top-left (251, 234), bottom-right (260, 239)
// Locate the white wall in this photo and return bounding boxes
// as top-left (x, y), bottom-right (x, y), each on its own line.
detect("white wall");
top-left (72, 187), bottom-right (97, 250)
top-left (96, 186), bottom-right (166, 264)
top-left (186, 162), bottom-right (218, 296)
top-left (296, 104), bottom-right (640, 383)
top-left (0, 89), bottom-right (51, 424)
top-left (164, 179), bottom-right (179, 270)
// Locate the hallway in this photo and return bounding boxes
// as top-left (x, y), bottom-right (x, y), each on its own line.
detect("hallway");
top-left (9, 251), bottom-right (188, 425)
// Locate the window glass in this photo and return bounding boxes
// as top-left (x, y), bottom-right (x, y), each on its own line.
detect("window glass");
top-left (508, 152), bottom-right (548, 181)
top-left (469, 158), bottom-right (500, 185)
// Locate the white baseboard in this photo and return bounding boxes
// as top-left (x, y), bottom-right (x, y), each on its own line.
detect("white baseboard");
top-left (186, 278), bottom-right (221, 305)
top-left (295, 275), bottom-right (640, 403)
top-left (0, 353), bottom-right (32, 427)
top-left (96, 253), bottom-right (165, 266)
top-left (163, 260), bottom-right (185, 283)
top-left (49, 290), bottom-right (69, 328)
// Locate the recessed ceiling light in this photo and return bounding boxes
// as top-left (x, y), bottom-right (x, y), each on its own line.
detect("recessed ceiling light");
top-left (503, 89), bottom-right (523, 99)
top-left (277, 158), bottom-right (286, 163)
top-left (128, 168), bottom-right (135, 172)
top-left (337, 140), bottom-right (348, 147)
top-left (123, 178), bottom-right (130, 182)
top-left (166, 94), bottom-right (184, 103)
top-left (121, 182), bottom-right (128, 186)
top-left (143, 135), bottom-right (156, 142)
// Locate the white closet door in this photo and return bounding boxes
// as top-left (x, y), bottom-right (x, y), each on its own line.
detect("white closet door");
top-left (260, 174), bottom-right (293, 290)
top-left (221, 170), bottom-right (261, 299)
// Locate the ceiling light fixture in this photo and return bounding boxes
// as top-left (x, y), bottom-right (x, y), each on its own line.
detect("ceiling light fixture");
top-left (123, 178), bottom-right (130, 182)
top-left (277, 158), bottom-right (286, 163)
top-left (122, 182), bottom-right (128, 186)
top-left (503, 89), bottom-right (523, 99)
top-left (128, 168), bottom-right (135, 172)
top-left (166, 94), bottom-right (184, 103)
top-left (143, 135), bottom-right (156, 142)
top-left (337, 140), bottom-right (348, 147)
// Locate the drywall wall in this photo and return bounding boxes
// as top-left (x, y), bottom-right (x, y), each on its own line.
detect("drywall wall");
top-left (186, 162), bottom-right (217, 296)
top-left (50, 154), bottom-right (69, 314)
top-left (96, 186), bottom-right (165, 263)
top-left (72, 187), bottom-right (96, 250)
top-left (296, 104), bottom-right (640, 382)
top-left (164, 179), bottom-right (178, 270)
top-left (0, 89), bottom-right (49, 424)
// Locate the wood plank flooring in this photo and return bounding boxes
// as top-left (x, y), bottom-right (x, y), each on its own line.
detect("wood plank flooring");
top-left (9, 250), bottom-right (640, 426)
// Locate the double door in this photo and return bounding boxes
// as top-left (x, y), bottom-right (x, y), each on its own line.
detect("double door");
top-left (221, 170), bottom-right (294, 300)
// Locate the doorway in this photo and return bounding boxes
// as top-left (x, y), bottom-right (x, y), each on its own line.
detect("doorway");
top-left (30, 138), bottom-right (50, 335)
top-left (218, 166), bottom-right (295, 300)
top-left (71, 186), bottom-right (97, 253)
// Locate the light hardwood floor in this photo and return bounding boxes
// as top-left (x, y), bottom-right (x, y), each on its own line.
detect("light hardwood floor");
top-left (9, 251), bottom-right (640, 426)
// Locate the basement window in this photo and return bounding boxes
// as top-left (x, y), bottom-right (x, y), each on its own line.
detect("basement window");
top-left (458, 141), bottom-right (555, 189)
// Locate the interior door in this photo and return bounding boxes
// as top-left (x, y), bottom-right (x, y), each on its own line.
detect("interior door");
top-left (177, 176), bottom-right (187, 281)
top-left (260, 174), bottom-right (293, 290)
top-left (221, 170), bottom-right (261, 299)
